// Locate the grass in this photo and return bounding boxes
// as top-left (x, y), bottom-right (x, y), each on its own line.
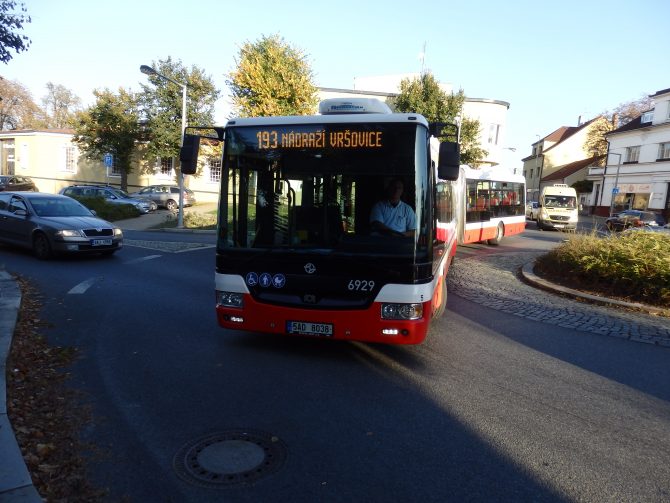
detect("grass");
top-left (154, 208), bottom-right (218, 230)
top-left (535, 230), bottom-right (670, 308)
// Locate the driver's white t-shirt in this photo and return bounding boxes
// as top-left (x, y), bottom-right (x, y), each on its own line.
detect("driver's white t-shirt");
top-left (370, 200), bottom-right (416, 233)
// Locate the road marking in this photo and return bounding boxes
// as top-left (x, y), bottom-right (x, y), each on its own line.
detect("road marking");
top-left (123, 255), bottom-right (162, 264)
top-left (68, 277), bottom-right (99, 295)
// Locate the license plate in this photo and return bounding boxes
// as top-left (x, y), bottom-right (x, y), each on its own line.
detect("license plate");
top-left (91, 239), bottom-right (113, 246)
top-left (287, 321), bottom-right (333, 337)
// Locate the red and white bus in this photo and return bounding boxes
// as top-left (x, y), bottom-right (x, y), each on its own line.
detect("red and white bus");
top-left (180, 98), bottom-right (462, 345)
top-left (456, 166), bottom-right (526, 245)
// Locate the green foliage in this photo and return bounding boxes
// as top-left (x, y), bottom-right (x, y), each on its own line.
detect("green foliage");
top-left (392, 73), bottom-right (487, 166)
top-left (227, 34), bottom-right (318, 117)
top-left (537, 232), bottom-right (670, 307)
top-left (139, 57), bottom-right (219, 170)
top-left (73, 88), bottom-right (141, 190)
top-left (0, 1), bottom-right (30, 63)
top-left (571, 179), bottom-right (593, 193)
top-left (69, 196), bottom-right (141, 221)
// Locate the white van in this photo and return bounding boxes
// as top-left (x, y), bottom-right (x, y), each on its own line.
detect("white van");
top-left (537, 184), bottom-right (578, 231)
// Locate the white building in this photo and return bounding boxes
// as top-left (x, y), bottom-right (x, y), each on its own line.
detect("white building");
top-left (586, 87), bottom-right (670, 219)
top-left (319, 74), bottom-right (510, 168)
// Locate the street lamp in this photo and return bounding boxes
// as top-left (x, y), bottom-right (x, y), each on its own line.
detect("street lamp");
top-left (140, 64), bottom-right (188, 228)
top-left (606, 151), bottom-right (622, 217)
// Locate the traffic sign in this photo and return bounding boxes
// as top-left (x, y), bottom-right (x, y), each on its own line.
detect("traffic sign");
top-left (612, 187), bottom-right (619, 195)
top-left (104, 153), bottom-right (113, 167)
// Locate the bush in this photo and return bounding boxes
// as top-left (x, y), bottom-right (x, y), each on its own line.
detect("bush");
top-left (535, 231), bottom-right (670, 307)
top-left (70, 196), bottom-right (141, 221)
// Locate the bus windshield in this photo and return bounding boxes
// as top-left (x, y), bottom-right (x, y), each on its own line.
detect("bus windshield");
top-left (219, 122), bottom-right (430, 259)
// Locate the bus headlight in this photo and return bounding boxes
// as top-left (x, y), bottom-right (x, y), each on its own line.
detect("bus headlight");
top-left (216, 291), bottom-right (244, 308)
top-left (381, 303), bottom-right (423, 320)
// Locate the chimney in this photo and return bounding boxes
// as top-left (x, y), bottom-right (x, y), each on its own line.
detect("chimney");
top-left (577, 115), bottom-right (582, 126)
top-left (611, 113), bottom-right (618, 128)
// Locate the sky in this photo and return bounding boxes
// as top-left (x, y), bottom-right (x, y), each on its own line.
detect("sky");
top-left (5, 0), bottom-right (670, 171)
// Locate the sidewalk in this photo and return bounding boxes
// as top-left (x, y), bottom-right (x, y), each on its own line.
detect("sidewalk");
top-left (0, 271), bottom-right (41, 502)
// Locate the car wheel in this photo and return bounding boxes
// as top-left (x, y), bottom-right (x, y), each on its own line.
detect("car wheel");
top-left (487, 222), bottom-right (504, 245)
top-left (166, 199), bottom-right (178, 211)
top-left (33, 232), bottom-right (52, 260)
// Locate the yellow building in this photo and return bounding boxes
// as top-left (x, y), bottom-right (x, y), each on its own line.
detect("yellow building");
top-left (0, 128), bottom-right (221, 202)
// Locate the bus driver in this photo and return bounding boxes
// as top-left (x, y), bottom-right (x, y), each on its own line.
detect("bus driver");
top-left (370, 178), bottom-right (416, 237)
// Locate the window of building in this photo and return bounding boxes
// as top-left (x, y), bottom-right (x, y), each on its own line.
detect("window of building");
top-left (208, 157), bottom-right (222, 183)
top-left (658, 142), bottom-right (670, 160)
top-left (641, 111), bottom-right (653, 123)
top-left (487, 124), bottom-right (500, 145)
top-left (155, 157), bottom-right (173, 177)
top-left (64, 146), bottom-right (77, 173)
top-left (107, 157), bottom-right (121, 177)
top-left (626, 145), bottom-right (640, 163)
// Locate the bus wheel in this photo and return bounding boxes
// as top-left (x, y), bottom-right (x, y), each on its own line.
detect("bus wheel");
top-left (433, 275), bottom-right (447, 319)
top-left (487, 222), bottom-right (504, 245)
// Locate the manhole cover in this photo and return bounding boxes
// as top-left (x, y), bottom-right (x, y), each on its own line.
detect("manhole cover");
top-left (173, 429), bottom-right (287, 488)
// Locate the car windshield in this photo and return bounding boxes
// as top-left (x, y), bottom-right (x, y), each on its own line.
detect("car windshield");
top-left (110, 189), bottom-right (131, 198)
top-left (29, 197), bottom-right (93, 217)
top-left (0, 176), bottom-right (9, 185)
top-left (543, 195), bottom-right (576, 208)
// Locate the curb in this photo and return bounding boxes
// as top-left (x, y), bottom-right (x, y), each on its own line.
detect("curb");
top-left (0, 271), bottom-right (42, 502)
top-left (521, 261), bottom-right (670, 317)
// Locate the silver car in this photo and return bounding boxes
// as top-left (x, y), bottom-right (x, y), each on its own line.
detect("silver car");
top-left (0, 192), bottom-right (123, 259)
top-left (59, 185), bottom-right (157, 213)
top-left (129, 185), bottom-right (196, 210)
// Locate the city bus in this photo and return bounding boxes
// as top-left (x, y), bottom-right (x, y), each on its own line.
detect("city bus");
top-left (457, 166), bottom-right (526, 245)
top-left (179, 98), bottom-right (461, 344)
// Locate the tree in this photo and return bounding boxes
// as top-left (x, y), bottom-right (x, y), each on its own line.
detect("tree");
top-left (139, 57), bottom-right (219, 175)
top-left (612, 94), bottom-right (654, 127)
top-left (227, 34), bottom-right (318, 117)
top-left (0, 77), bottom-right (41, 129)
top-left (583, 116), bottom-right (614, 157)
top-left (0, 1), bottom-right (30, 63)
top-left (41, 82), bottom-right (81, 128)
top-left (73, 88), bottom-right (142, 191)
top-left (392, 73), bottom-right (487, 166)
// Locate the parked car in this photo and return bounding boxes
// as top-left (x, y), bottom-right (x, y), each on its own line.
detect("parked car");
top-left (525, 201), bottom-right (539, 220)
top-left (0, 175), bottom-right (38, 192)
top-left (59, 185), bottom-right (156, 213)
top-left (129, 184), bottom-right (196, 210)
top-left (605, 210), bottom-right (666, 232)
top-left (0, 192), bottom-right (123, 259)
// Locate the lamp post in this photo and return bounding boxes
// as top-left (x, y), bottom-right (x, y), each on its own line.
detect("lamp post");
top-left (606, 151), bottom-right (622, 217)
top-left (140, 64), bottom-right (187, 228)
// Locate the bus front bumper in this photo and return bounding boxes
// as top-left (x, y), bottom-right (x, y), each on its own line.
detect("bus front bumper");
top-left (216, 295), bottom-right (434, 345)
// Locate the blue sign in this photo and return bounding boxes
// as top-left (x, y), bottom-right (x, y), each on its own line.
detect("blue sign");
top-left (612, 187), bottom-right (619, 195)
top-left (103, 153), bottom-right (113, 167)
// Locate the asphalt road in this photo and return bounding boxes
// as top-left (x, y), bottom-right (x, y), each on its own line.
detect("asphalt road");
top-left (2, 226), bottom-right (669, 502)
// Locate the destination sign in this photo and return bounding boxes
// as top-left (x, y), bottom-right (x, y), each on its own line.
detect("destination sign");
top-left (256, 129), bottom-right (383, 150)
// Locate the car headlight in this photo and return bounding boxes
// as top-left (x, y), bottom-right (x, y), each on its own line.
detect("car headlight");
top-left (381, 303), bottom-right (423, 320)
top-left (113, 228), bottom-right (123, 237)
top-left (56, 229), bottom-right (84, 238)
top-left (216, 291), bottom-right (244, 308)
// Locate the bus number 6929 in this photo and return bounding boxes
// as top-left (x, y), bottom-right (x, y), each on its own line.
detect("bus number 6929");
top-left (348, 280), bottom-right (375, 291)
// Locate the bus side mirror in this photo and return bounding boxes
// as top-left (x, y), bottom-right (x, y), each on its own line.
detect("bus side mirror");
top-left (179, 134), bottom-right (201, 175)
top-left (437, 141), bottom-right (460, 181)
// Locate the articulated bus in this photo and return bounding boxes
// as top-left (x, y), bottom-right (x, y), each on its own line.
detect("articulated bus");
top-left (457, 166), bottom-right (526, 245)
top-left (180, 98), bottom-right (461, 345)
